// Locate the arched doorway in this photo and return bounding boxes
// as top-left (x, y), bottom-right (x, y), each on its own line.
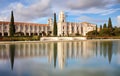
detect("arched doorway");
top-left (39, 33), bottom-right (42, 36)
top-left (34, 33), bottom-right (38, 36)
top-left (21, 32), bottom-right (24, 36)
top-left (15, 32), bottom-right (24, 36)
top-left (4, 32), bottom-right (8, 36)
top-left (31, 33), bottom-right (34, 36)
top-left (26, 33), bottom-right (29, 36)
top-left (42, 31), bottom-right (46, 36)
top-left (0, 33), bottom-right (2, 36)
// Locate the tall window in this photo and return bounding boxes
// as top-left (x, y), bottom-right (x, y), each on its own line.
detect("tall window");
top-left (25, 25), bottom-right (28, 31)
top-left (81, 26), bottom-right (83, 34)
top-left (30, 26), bottom-right (32, 30)
top-left (47, 26), bottom-right (50, 31)
top-left (72, 26), bottom-right (74, 33)
top-left (43, 26), bottom-right (46, 31)
top-left (63, 20), bottom-right (64, 22)
top-left (39, 26), bottom-right (41, 31)
top-left (77, 26), bottom-right (79, 33)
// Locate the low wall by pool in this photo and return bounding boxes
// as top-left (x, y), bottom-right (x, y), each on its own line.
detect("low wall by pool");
top-left (40, 37), bottom-right (87, 41)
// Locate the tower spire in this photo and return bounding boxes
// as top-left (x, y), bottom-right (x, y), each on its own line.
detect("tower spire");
top-left (59, 11), bottom-right (66, 22)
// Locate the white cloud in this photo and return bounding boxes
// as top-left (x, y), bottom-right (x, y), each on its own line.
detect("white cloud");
top-left (51, 0), bottom-right (120, 16)
top-left (78, 16), bottom-right (107, 24)
top-left (67, 0), bottom-right (120, 10)
top-left (0, 0), bottom-right (52, 22)
top-left (66, 7), bottom-right (120, 16)
top-left (0, 0), bottom-right (120, 23)
top-left (67, 0), bottom-right (110, 9)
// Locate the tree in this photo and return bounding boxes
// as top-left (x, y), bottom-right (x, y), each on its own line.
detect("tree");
top-left (53, 43), bottom-right (57, 68)
top-left (100, 25), bottom-right (102, 30)
top-left (113, 27), bottom-right (120, 36)
top-left (53, 13), bottom-right (57, 36)
top-left (86, 30), bottom-right (98, 36)
top-left (9, 45), bottom-right (15, 70)
top-left (108, 17), bottom-right (112, 29)
top-left (103, 23), bottom-right (107, 29)
top-left (99, 29), bottom-right (112, 36)
top-left (9, 11), bottom-right (15, 36)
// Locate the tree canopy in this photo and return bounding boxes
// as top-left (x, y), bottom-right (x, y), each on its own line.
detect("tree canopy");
top-left (103, 23), bottom-right (107, 29)
top-left (86, 17), bottom-right (120, 37)
top-left (9, 11), bottom-right (15, 36)
top-left (53, 13), bottom-right (57, 36)
top-left (108, 17), bottom-right (112, 29)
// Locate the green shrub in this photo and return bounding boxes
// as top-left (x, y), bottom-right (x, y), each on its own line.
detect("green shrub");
top-left (0, 36), bottom-right (40, 41)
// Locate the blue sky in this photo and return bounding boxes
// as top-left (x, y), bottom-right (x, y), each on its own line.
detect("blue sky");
top-left (0, 0), bottom-right (120, 27)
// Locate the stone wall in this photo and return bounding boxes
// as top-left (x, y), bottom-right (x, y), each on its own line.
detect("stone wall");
top-left (40, 37), bottom-right (86, 41)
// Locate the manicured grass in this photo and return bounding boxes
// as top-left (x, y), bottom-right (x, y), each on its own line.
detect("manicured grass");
top-left (0, 36), bottom-right (40, 41)
top-left (87, 36), bottom-right (120, 39)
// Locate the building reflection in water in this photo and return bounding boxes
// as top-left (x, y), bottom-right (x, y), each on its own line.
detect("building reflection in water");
top-left (9, 45), bottom-right (15, 70)
top-left (0, 41), bottom-right (116, 70)
top-left (53, 43), bottom-right (57, 68)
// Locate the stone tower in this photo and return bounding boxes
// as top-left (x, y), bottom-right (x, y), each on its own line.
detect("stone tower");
top-left (59, 11), bottom-right (66, 23)
top-left (57, 11), bottom-right (66, 36)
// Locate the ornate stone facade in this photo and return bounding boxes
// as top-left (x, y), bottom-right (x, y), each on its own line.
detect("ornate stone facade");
top-left (0, 21), bottom-right (52, 36)
top-left (0, 11), bottom-right (96, 37)
top-left (57, 11), bottom-right (96, 36)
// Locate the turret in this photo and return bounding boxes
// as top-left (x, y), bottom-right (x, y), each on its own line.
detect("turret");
top-left (58, 11), bottom-right (66, 22)
top-left (48, 18), bottom-right (53, 35)
top-left (48, 18), bottom-right (53, 26)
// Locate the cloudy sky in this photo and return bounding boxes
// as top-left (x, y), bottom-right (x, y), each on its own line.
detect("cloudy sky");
top-left (0, 0), bottom-right (120, 26)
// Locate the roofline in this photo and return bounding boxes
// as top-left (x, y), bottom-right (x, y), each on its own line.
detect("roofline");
top-left (0, 21), bottom-right (48, 26)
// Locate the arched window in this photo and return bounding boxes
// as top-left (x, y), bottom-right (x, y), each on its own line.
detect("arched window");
top-left (47, 26), bottom-right (50, 31)
top-left (77, 26), bottom-right (79, 33)
top-left (81, 26), bottom-right (83, 34)
top-left (43, 26), bottom-right (46, 31)
top-left (67, 25), bottom-right (69, 30)
top-left (35, 26), bottom-right (37, 30)
top-left (72, 26), bottom-right (74, 33)
top-left (62, 31), bottom-right (64, 36)
top-left (26, 33), bottom-right (29, 36)
top-left (39, 26), bottom-right (41, 30)
top-left (30, 26), bottom-right (32, 30)
top-left (63, 26), bottom-right (64, 29)
top-left (0, 33), bottom-right (2, 36)
top-left (4, 32), bottom-right (8, 36)
top-left (63, 19), bottom-right (64, 22)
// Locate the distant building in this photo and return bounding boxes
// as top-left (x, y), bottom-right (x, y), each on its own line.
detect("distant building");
top-left (0, 11), bottom-right (96, 37)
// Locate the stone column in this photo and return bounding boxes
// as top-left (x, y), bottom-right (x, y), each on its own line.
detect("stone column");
top-left (28, 25), bottom-right (30, 36)
top-left (2, 24), bottom-right (4, 36)
top-left (78, 23), bottom-right (81, 35)
top-left (69, 23), bottom-right (71, 35)
top-left (7, 25), bottom-right (10, 36)
top-left (45, 26), bottom-right (47, 34)
top-left (24, 25), bottom-right (26, 36)
top-left (37, 26), bottom-right (39, 36)
top-left (29, 25), bottom-right (31, 36)
top-left (74, 23), bottom-right (77, 34)
top-left (32, 26), bottom-right (35, 35)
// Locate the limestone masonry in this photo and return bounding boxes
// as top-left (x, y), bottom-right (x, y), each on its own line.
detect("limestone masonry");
top-left (0, 11), bottom-right (96, 36)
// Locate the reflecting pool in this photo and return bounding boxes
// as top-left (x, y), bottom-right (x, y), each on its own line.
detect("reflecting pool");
top-left (0, 40), bottom-right (120, 76)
